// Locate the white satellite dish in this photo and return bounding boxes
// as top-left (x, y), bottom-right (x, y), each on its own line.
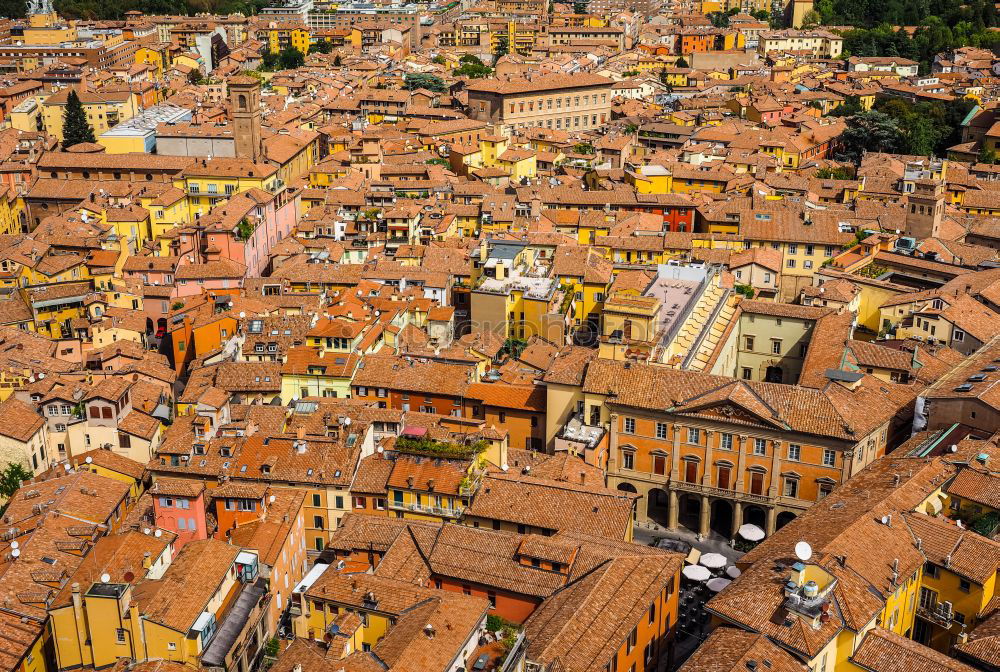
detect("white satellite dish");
top-left (154, 530), bottom-right (163, 538)
top-left (269, 495), bottom-right (276, 504)
top-left (11, 541), bottom-right (19, 549)
top-left (950, 444), bottom-right (958, 453)
top-left (100, 573), bottom-right (111, 583)
top-left (794, 541), bottom-right (812, 562)
top-left (239, 312), bottom-right (246, 318)
top-left (343, 417), bottom-right (351, 426)
top-left (64, 464), bottom-right (71, 470)
top-left (377, 446), bottom-right (384, 453)
top-left (85, 456), bottom-right (93, 464)
top-left (143, 528), bottom-right (151, 535)
top-left (11, 548), bottom-right (20, 558)
top-left (500, 464), bottom-right (509, 472)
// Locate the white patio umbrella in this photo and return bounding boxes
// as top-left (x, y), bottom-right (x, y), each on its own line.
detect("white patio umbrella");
top-left (699, 552), bottom-right (727, 569)
top-left (682, 564), bottom-right (712, 581)
top-left (726, 565), bottom-right (742, 579)
top-left (738, 523), bottom-right (766, 541)
top-left (707, 577), bottom-right (732, 592)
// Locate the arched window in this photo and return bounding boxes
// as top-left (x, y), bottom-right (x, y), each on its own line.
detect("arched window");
top-left (238, 94), bottom-right (248, 109)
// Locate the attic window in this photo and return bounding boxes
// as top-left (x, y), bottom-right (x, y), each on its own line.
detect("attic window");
top-left (240, 465), bottom-right (248, 473)
top-left (249, 320), bottom-right (264, 333)
top-left (306, 468), bottom-right (314, 476)
top-left (41, 556), bottom-right (56, 565)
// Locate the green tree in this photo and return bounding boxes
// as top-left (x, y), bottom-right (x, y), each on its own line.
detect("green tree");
top-left (675, 56), bottom-right (689, 68)
top-left (309, 40), bottom-right (333, 54)
top-left (837, 110), bottom-right (902, 163)
top-left (404, 73), bottom-right (446, 92)
top-left (278, 46), bottom-right (304, 69)
top-left (0, 463), bottom-right (31, 504)
top-left (816, 165), bottom-right (856, 179)
top-left (62, 89), bottom-right (95, 149)
top-left (261, 50), bottom-right (280, 71)
top-left (493, 35), bottom-right (509, 66)
top-left (334, 54), bottom-right (342, 66)
top-left (432, 54), bottom-right (447, 64)
top-left (573, 141), bottom-right (595, 154)
top-left (573, 0), bottom-right (587, 12)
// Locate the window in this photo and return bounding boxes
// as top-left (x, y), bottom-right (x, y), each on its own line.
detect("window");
top-left (720, 433), bottom-right (733, 450)
top-left (116, 628), bottom-right (126, 644)
top-left (312, 493), bottom-right (322, 507)
top-left (118, 432), bottom-right (131, 449)
top-left (353, 496), bottom-right (366, 509)
top-left (688, 428), bottom-right (700, 443)
top-left (167, 643), bottom-right (177, 651)
top-left (818, 482), bottom-right (834, 499)
top-left (624, 417), bottom-right (636, 434)
top-left (787, 259), bottom-right (796, 268)
top-left (159, 497), bottom-right (173, 508)
top-left (626, 626), bottom-right (637, 653)
top-left (655, 422), bottom-right (667, 439)
top-left (783, 478), bottom-right (799, 498)
top-left (823, 449), bottom-right (835, 467)
top-left (621, 450), bottom-right (634, 470)
top-left (753, 438), bottom-right (767, 455)
top-left (954, 330), bottom-right (965, 342)
top-left (960, 579), bottom-right (971, 593)
top-left (313, 515), bottom-right (325, 530)
top-left (924, 562), bottom-right (939, 579)
top-left (742, 367), bottom-right (752, 380)
top-left (744, 335), bottom-right (755, 350)
top-left (178, 518), bottom-right (186, 530)
top-left (787, 444), bottom-right (801, 461)
top-left (771, 339), bottom-right (782, 355)
top-left (648, 602), bottom-right (656, 624)
top-left (652, 454), bottom-right (666, 476)
top-left (462, 585), bottom-right (472, 595)
top-left (335, 496), bottom-right (344, 509)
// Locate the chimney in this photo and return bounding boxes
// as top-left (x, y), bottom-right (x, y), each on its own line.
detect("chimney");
top-left (297, 427), bottom-right (305, 440)
top-left (407, 475), bottom-right (415, 487)
top-left (142, 551), bottom-right (152, 569)
top-left (423, 623), bottom-right (435, 639)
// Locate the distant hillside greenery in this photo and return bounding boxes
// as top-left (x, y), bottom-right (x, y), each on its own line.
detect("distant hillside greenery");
top-left (0, 0), bottom-right (271, 19)
top-left (815, 0), bottom-right (996, 29)
top-left (810, 0), bottom-right (1000, 73)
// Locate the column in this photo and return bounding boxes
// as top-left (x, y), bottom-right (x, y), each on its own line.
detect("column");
top-left (608, 412), bottom-right (619, 473)
top-left (768, 439), bottom-right (783, 497)
top-left (668, 489), bottom-right (679, 530)
top-left (735, 434), bottom-right (748, 491)
top-left (732, 501), bottom-right (743, 538)
top-left (698, 495), bottom-right (710, 537)
top-left (702, 429), bottom-right (714, 486)
top-left (670, 423), bottom-right (682, 480)
top-left (766, 506), bottom-right (777, 536)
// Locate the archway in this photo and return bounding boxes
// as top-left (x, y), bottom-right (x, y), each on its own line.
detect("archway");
top-left (617, 482), bottom-right (638, 493)
top-left (145, 317), bottom-right (154, 334)
top-left (765, 365), bottom-right (783, 383)
top-left (744, 505), bottom-right (766, 530)
top-left (776, 511), bottom-right (797, 531)
top-left (647, 487), bottom-right (669, 527)
top-left (678, 493), bottom-right (701, 532)
top-left (710, 499), bottom-right (733, 537)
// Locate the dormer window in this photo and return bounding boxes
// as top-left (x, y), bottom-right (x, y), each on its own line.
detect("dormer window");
top-left (221, 447), bottom-right (232, 457)
top-left (193, 444), bottom-right (205, 455)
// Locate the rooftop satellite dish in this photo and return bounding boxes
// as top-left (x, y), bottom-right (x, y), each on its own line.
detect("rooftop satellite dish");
top-left (154, 529), bottom-right (162, 538)
top-left (343, 417), bottom-right (351, 426)
top-left (38, 373), bottom-right (45, 379)
top-left (269, 495), bottom-right (276, 503)
top-left (950, 444), bottom-right (958, 453)
top-left (239, 312), bottom-right (246, 318)
top-left (64, 464), bottom-right (71, 470)
top-left (11, 548), bottom-right (20, 558)
top-left (794, 541), bottom-right (812, 562)
top-left (143, 528), bottom-right (151, 535)
top-left (11, 541), bottom-right (18, 549)
top-left (377, 446), bottom-right (384, 453)
top-left (881, 515), bottom-right (890, 524)
top-left (100, 573), bottom-right (111, 583)
top-left (85, 456), bottom-right (93, 464)
top-left (501, 464), bottom-right (509, 472)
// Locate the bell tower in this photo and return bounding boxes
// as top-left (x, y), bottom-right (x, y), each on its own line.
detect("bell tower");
top-left (229, 76), bottom-right (262, 161)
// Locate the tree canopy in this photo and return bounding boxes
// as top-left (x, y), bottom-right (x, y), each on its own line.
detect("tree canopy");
top-left (62, 89), bottom-right (96, 149)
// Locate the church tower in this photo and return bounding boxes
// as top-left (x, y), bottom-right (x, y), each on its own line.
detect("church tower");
top-left (229, 76), bottom-right (262, 161)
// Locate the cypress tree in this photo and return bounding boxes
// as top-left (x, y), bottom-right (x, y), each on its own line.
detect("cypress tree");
top-left (62, 90), bottom-right (95, 149)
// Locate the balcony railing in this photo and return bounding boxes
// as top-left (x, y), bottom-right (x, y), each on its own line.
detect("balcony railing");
top-left (671, 478), bottom-right (773, 504)
top-left (388, 501), bottom-right (464, 518)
